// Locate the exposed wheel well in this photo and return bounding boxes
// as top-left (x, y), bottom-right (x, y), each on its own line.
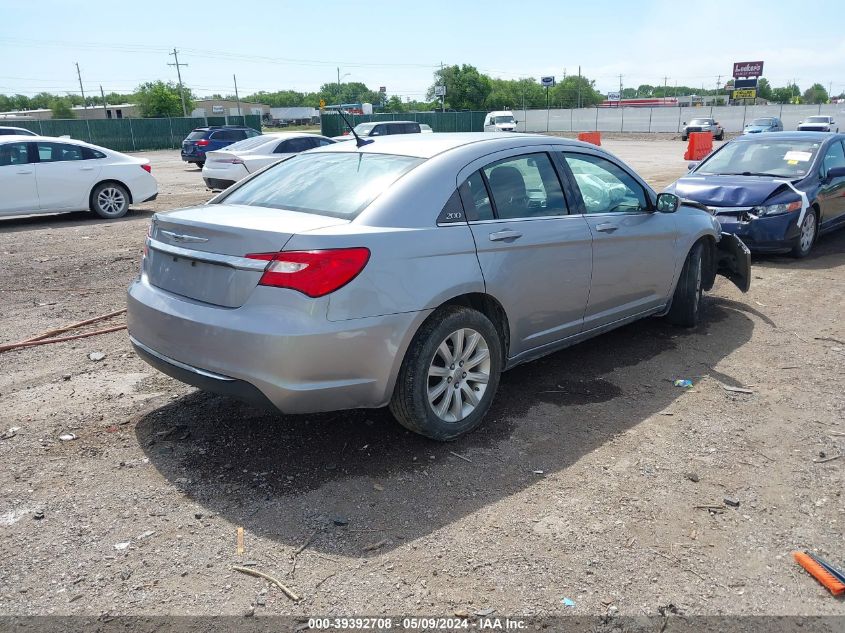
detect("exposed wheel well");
top-left (90, 179), bottom-right (133, 209)
top-left (438, 293), bottom-right (510, 363)
top-left (700, 235), bottom-right (717, 291)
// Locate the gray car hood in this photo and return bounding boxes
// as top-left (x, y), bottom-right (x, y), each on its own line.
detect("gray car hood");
top-left (667, 175), bottom-right (795, 206)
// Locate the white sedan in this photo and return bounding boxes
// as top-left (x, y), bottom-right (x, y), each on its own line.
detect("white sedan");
top-left (0, 135), bottom-right (158, 219)
top-left (201, 132), bottom-right (336, 190)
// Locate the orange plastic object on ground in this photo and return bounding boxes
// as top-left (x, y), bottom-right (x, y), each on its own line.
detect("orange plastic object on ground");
top-left (684, 131), bottom-right (713, 161)
top-left (793, 551), bottom-right (845, 596)
top-left (577, 131), bottom-right (601, 146)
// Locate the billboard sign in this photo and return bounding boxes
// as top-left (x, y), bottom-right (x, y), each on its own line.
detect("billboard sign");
top-left (434, 85), bottom-right (446, 97)
top-left (733, 77), bottom-right (758, 89)
top-left (540, 76), bottom-right (555, 87)
top-left (606, 91), bottom-right (621, 101)
top-left (733, 88), bottom-right (757, 100)
top-left (733, 61), bottom-right (764, 78)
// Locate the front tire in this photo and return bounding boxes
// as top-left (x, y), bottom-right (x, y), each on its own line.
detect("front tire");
top-left (90, 182), bottom-right (129, 219)
top-left (389, 306), bottom-right (502, 441)
top-left (716, 131), bottom-right (724, 141)
top-left (791, 209), bottom-right (817, 258)
top-left (666, 242), bottom-right (704, 327)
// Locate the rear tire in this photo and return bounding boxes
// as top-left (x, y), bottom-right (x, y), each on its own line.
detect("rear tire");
top-left (197, 161), bottom-right (205, 169)
top-left (666, 242), bottom-right (704, 328)
top-left (389, 306), bottom-right (502, 441)
top-left (791, 209), bottom-right (817, 258)
top-left (90, 182), bottom-right (129, 219)
top-left (681, 135), bottom-right (688, 141)
top-left (716, 131), bottom-right (724, 141)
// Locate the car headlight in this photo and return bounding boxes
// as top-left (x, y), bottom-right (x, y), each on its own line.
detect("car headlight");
top-left (753, 200), bottom-right (802, 217)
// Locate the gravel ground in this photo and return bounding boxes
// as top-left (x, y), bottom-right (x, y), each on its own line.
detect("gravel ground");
top-left (0, 139), bottom-right (843, 620)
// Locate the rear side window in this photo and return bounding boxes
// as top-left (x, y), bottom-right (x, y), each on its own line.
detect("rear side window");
top-left (36, 142), bottom-right (84, 162)
top-left (0, 142), bottom-right (30, 166)
top-left (246, 129), bottom-right (260, 137)
top-left (458, 171), bottom-right (494, 221)
top-left (317, 138), bottom-right (335, 146)
top-left (482, 153), bottom-right (568, 219)
top-left (221, 152), bottom-right (423, 219)
top-left (81, 147), bottom-right (106, 159)
top-left (186, 130), bottom-right (208, 140)
top-left (403, 123), bottom-right (420, 134)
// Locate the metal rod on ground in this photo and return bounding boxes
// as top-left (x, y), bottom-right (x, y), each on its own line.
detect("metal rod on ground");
top-left (23, 309), bottom-right (127, 343)
top-left (0, 326), bottom-right (127, 353)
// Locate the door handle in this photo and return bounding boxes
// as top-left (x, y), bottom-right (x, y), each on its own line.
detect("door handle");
top-left (489, 229), bottom-right (523, 242)
top-left (80, 166), bottom-right (94, 171)
top-left (595, 223), bottom-right (618, 233)
top-left (16, 169), bottom-right (33, 175)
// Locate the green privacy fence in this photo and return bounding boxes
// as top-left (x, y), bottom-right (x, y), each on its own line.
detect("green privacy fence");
top-left (321, 111), bottom-right (487, 137)
top-left (11, 115), bottom-right (262, 153)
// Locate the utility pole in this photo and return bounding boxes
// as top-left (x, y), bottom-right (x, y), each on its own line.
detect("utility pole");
top-left (99, 85), bottom-right (107, 118)
top-left (233, 74), bottom-right (242, 117)
top-left (75, 62), bottom-right (87, 109)
top-left (577, 66), bottom-right (581, 109)
top-left (716, 74), bottom-right (721, 104)
top-left (168, 48), bottom-right (189, 117)
top-left (618, 74), bottom-right (623, 107)
top-left (440, 61), bottom-right (445, 113)
top-left (663, 76), bottom-right (668, 105)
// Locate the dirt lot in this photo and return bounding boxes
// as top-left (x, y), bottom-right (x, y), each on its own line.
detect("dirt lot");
top-left (0, 139), bottom-right (843, 620)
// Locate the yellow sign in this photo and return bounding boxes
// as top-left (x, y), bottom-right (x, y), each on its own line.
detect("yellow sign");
top-left (733, 89), bottom-right (756, 100)
top-left (319, 98), bottom-right (326, 110)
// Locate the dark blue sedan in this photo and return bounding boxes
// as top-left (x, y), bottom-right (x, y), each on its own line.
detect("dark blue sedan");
top-left (666, 132), bottom-right (845, 257)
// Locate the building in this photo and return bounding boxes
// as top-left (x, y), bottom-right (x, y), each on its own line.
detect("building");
top-left (191, 99), bottom-right (270, 118)
top-left (268, 107), bottom-right (319, 125)
top-left (0, 103), bottom-right (141, 120)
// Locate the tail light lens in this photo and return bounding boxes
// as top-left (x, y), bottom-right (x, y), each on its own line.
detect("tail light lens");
top-left (196, 139), bottom-right (210, 147)
top-left (217, 157), bottom-right (244, 164)
top-left (141, 164), bottom-right (152, 173)
top-left (246, 248), bottom-right (370, 297)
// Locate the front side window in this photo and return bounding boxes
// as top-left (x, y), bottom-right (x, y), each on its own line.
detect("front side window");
top-left (0, 142), bottom-right (30, 166)
top-left (564, 153), bottom-right (648, 214)
top-left (821, 141), bottom-right (845, 179)
top-left (220, 152), bottom-right (423, 219)
top-left (36, 142), bottom-right (84, 162)
top-left (481, 153), bottom-right (567, 219)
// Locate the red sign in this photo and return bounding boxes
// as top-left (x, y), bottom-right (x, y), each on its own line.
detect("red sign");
top-left (733, 61), bottom-right (764, 78)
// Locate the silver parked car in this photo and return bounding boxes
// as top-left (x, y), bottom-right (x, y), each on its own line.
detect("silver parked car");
top-left (797, 116), bottom-right (838, 132)
top-left (128, 134), bottom-right (750, 440)
top-left (681, 117), bottom-right (725, 141)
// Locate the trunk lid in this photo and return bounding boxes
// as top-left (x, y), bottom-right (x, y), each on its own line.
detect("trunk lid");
top-left (146, 204), bottom-right (349, 307)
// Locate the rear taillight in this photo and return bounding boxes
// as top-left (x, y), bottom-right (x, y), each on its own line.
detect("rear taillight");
top-left (216, 157), bottom-right (244, 164)
top-left (141, 164), bottom-right (152, 173)
top-left (196, 139), bottom-right (210, 147)
top-left (246, 248), bottom-right (370, 298)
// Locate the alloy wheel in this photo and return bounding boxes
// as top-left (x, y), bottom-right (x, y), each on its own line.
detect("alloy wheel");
top-left (800, 212), bottom-right (816, 253)
top-left (97, 187), bottom-right (126, 216)
top-left (427, 328), bottom-right (491, 423)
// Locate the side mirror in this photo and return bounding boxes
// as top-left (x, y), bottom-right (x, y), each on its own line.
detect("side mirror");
top-left (687, 161), bottom-right (699, 171)
top-left (656, 192), bottom-right (680, 213)
top-left (682, 121), bottom-right (686, 125)
top-left (826, 166), bottom-right (845, 181)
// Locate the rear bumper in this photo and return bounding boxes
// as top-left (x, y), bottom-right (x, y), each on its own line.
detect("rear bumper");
top-left (203, 177), bottom-right (236, 190)
top-left (127, 274), bottom-right (428, 414)
top-left (181, 152), bottom-right (206, 163)
top-left (714, 212), bottom-right (800, 253)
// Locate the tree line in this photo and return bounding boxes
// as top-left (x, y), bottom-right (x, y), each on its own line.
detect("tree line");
top-left (1, 65), bottom-right (840, 119)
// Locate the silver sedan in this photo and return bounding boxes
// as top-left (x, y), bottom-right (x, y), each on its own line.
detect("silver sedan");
top-left (128, 133), bottom-right (750, 440)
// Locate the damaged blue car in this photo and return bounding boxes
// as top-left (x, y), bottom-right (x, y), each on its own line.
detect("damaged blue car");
top-left (666, 132), bottom-right (845, 257)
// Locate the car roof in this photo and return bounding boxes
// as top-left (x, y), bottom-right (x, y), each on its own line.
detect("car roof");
top-left (365, 120), bottom-right (418, 125)
top-left (310, 132), bottom-right (600, 160)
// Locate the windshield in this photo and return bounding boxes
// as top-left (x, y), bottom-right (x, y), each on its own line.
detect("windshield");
top-left (220, 152), bottom-right (424, 218)
top-left (696, 139), bottom-right (822, 178)
top-left (494, 116), bottom-right (515, 124)
top-left (690, 119), bottom-right (711, 125)
top-left (806, 116), bottom-right (829, 123)
top-left (750, 118), bottom-right (774, 126)
top-left (222, 136), bottom-right (274, 152)
top-left (352, 123), bottom-right (376, 136)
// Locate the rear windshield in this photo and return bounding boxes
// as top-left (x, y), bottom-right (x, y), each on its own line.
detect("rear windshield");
top-left (352, 123), bottom-right (376, 136)
top-left (696, 139), bottom-right (822, 178)
top-left (222, 135), bottom-right (273, 152)
top-left (220, 152), bottom-right (424, 218)
top-left (186, 130), bottom-right (208, 140)
top-left (690, 119), bottom-right (711, 125)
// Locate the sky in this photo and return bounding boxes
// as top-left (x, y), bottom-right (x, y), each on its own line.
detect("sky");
top-left (2, 0), bottom-right (844, 101)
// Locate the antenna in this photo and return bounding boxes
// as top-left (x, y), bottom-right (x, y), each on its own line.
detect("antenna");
top-left (336, 108), bottom-right (373, 148)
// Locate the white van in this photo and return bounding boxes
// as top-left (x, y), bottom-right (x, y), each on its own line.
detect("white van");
top-left (484, 111), bottom-right (517, 132)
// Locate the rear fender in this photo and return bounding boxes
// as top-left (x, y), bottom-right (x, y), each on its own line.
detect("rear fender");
top-left (716, 233), bottom-right (751, 293)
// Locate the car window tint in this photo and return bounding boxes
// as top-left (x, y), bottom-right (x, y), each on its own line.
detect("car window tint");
top-left (404, 123), bottom-right (420, 134)
top-left (317, 138), bottom-right (335, 146)
top-left (458, 171), bottom-right (494, 221)
top-left (370, 125), bottom-right (386, 136)
top-left (822, 141), bottom-right (845, 177)
top-left (482, 152), bottom-right (567, 219)
top-left (281, 137), bottom-right (316, 153)
top-left (186, 130), bottom-right (207, 140)
top-left (564, 153), bottom-right (648, 214)
top-left (0, 142), bottom-right (30, 166)
top-left (81, 147), bottom-right (106, 160)
top-left (36, 142), bottom-right (84, 163)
